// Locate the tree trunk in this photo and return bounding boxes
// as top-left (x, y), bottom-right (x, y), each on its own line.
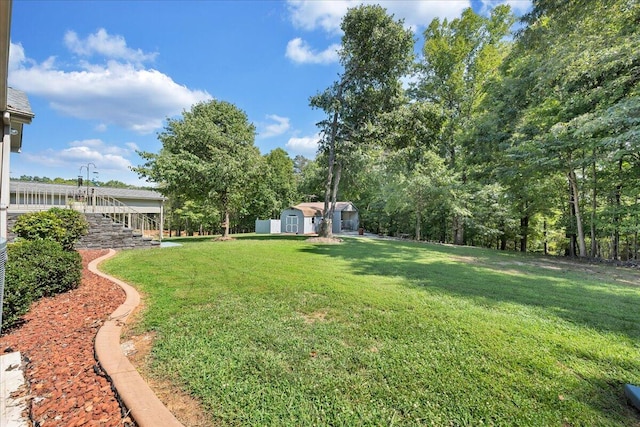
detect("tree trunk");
top-left (568, 170), bottom-right (587, 257)
top-left (520, 215), bottom-right (529, 253)
top-left (320, 114), bottom-right (339, 238)
top-left (590, 155), bottom-right (598, 257)
top-left (453, 215), bottom-right (464, 245)
top-left (612, 158), bottom-right (623, 260)
top-left (543, 219), bottom-right (548, 256)
top-left (415, 209), bottom-right (422, 241)
top-left (222, 209), bottom-right (230, 238)
top-left (566, 182), bottom-right (576, 257)
top-left (320, 162), bottom-right (343, 237)
top-left (635, 199), bottom-right (639, 260)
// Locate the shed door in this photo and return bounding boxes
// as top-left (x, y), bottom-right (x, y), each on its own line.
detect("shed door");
top-left (285, 215), bottom-right (298, 233)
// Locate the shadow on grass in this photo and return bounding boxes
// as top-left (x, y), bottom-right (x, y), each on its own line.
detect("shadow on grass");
top-left (233, 234), bottom-right (312, 242)
top-left (300, 238), bottom-right (640, 340)
top-left (164, 234), bottom-right (312, 244)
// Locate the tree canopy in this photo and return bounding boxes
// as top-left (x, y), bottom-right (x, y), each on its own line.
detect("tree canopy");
top-left (135, 99), bottom-right (260, 238)
top-left (131, 0), bottom-right (640, 261)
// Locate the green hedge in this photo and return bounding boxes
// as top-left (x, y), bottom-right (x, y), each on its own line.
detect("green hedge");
top-left (2, 208), bottom-right (87, 332)
top-left (2, 247), bottom-right (35, 330)
top-left (2, 239), bottom-right (83, 331)
top-left (12, 208), bottom-right (88, 250)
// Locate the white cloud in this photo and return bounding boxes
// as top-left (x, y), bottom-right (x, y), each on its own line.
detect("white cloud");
top-left (286, 38), bottom-right (340, 65)
top-left (260, 114), bottom-right (291, 138)
top-left (285, 134), bottom-right (320, 158)
top-left (286, 1), bottom-right (472, 34)
top-left (287, 0), bottom-right (353, 33)
top-left (24, 138), bottom-right (136, 172)
top-left (125, 142), bottom-right (140, 151)
top-left (8, 42), bottom-right (27, 71)
top-left (481, 0), bottom-right (533, 16)
top-left (8, 34), bottom-right (211, 135)
top-left (64, 28), bottom-right (158, 65)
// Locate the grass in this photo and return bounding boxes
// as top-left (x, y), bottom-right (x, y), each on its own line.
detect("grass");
top-left (101, 235), bottom-right (640, 426)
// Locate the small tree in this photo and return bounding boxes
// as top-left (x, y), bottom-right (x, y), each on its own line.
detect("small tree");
top-left (135, 100), bottom-right (260, 238)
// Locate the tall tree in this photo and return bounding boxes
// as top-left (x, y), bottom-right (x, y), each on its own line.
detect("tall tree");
top-left (493, 0), bottom-right (640, 257)
top-left (415, 5), bottom-right (514, 245)
top-left (264, 148), bottom-right (297, 216)
top-left (310, 4), bottom-right (414, 238)
top-left (135, 99), bottom-right (259, 238)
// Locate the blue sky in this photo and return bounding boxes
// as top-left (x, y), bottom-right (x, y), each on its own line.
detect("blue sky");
top-left (8, 0), bottom-right (530, 186)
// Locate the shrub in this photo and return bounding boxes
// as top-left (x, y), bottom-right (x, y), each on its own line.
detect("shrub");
top-left (49, 208), bottom-right (89, 250)
top-left (8, 239), bottom-right (82, 298)
top-left (2, 250), bottom-right (35, 331)
top-left (12, 208), bottom-right (88, 250)
top-left (12, 210), bottom-right (65, 243)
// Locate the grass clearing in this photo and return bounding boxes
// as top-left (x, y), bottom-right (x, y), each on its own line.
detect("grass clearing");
top-left (102, 235), bottom-right (640, 426)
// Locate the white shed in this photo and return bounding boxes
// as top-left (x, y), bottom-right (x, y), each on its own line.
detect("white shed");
top-left (280, 202), bottom-right (359, 234)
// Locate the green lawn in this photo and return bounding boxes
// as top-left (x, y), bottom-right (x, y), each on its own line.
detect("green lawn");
top-left (102, 235), bottom-right (640, 426)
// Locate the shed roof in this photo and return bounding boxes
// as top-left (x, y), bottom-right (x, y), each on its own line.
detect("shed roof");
top-left (290, 202), bottom-right (356, 217)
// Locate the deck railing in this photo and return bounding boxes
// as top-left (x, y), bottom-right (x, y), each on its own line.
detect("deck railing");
top-left (85, 193), bottom-right (161, 240)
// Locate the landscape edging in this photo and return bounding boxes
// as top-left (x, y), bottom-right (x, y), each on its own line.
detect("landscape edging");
top-left (90, 249), bottom-right (184, 427)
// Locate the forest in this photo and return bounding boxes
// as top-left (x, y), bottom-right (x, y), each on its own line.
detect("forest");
top-left (136, 0), bottom-right (639, 260)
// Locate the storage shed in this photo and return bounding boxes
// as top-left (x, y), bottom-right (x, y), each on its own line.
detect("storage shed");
top-left (280, 202), bottom-right (358, 234)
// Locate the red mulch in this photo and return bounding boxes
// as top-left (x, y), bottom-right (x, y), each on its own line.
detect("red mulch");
top-left (1, 250), bottom-right (132, 427)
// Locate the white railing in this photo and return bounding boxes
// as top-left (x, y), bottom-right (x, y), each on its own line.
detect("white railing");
top-left (11, 185), bottom-right (73, 211)
top-left (84, 193), bottom-right (161, 240)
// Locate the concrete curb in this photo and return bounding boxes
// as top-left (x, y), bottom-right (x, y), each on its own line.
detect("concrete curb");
top-left (0, 351), bottom-right (29, 427)
top-left (90, 249), bottom-right (184, 427)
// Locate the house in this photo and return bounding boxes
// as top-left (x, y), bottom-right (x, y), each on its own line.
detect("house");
top-left (280, 202), bottom-right (359, 234)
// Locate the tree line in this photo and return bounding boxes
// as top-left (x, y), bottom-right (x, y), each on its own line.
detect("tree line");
top-left (136, 0), bottom-right (640, 260)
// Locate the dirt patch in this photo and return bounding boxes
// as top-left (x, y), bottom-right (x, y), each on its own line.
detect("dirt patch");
top-left (299, 310), bottom-right (329, 324)
top-left (122, 332), bottom-right (211, 427)
top-left (480, 257), bottom-right (640, 287)
top-left (213, 236), bottom-right (235, 242)
top-left (121, 306), bottom-right (212, 426)
top-left (306, 237), bottom-right (343, 244)
top-left (450, 255), bottom-right (478, 264)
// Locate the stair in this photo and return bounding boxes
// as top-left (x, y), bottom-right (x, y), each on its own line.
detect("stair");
top-left (76, 213), bottom-right (160, 250)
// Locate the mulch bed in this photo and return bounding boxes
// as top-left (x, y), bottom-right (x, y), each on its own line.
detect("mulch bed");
top-left (1, 249), bottom-right (131, 427)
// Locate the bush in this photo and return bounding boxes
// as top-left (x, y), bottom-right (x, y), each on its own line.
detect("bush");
top-left (2, 240), bottom-right (83, 330)
top-left (2, 251), bottom-right (35, 331)
top-left (9, 239), bottom-right (82, 298)
top-left (49, 208), bottom-right (89, 250)
top-left (3, 208), bottom-right (86, 331)
top-left (12, 208), bottom-right (88, 250)
top-left (12, 210), bottom-right (65, 243)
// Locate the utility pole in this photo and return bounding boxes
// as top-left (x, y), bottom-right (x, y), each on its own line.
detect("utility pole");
top-left (79, 163), bottom-right (96, 208)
